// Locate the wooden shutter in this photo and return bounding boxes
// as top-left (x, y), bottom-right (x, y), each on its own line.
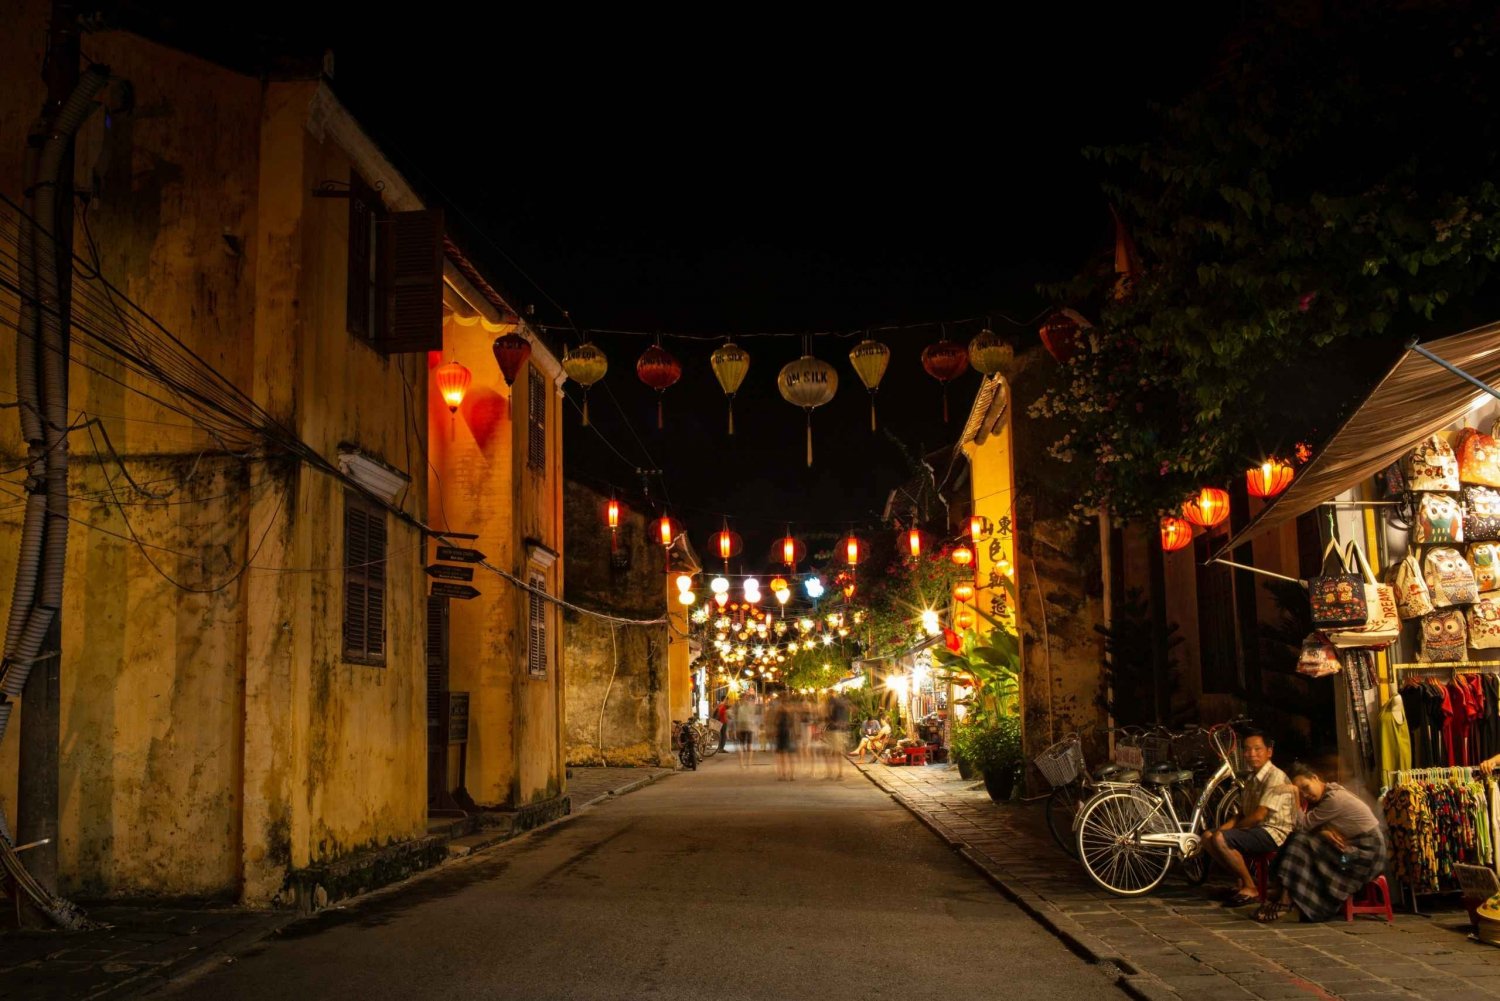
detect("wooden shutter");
top-left (527, 367), bottom-right (546, 471)
top-left (528, 573), bottom-right (547, 678)
top-left (343, 493), bottom-right (388, 665)
top-left (346, 172), bottom-right (376, 340)
top-left (427, 595), bottom-right (448, 728)
top-left (377, 208), bottom-right (444, 355)
top-left (365, 511), bottom-right (387, 661)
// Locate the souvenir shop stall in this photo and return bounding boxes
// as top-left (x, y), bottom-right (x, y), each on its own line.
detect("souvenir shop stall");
top-left (1210, 324), bottom-right (1500, 911)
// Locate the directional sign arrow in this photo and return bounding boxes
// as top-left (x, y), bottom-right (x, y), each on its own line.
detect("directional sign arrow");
top-left (426, 564), bottom-right (474, 582)
top-left (436, 545), bottom-right (486, 563)
top-left (430, 582), bottom-right (480, 600)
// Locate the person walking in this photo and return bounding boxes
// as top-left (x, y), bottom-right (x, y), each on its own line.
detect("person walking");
top-left (823, 694), bottom-right (851, 779)
top-left (774, 699), bottom-right (797, 781)
top-left (732, 696), bottom-right (758, 769)
top-left (714, 698), bottom-right (730, 753)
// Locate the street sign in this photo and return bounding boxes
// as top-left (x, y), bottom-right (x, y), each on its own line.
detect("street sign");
top-left (436, 545), bottom-right (485, 563)
top-left (431, 582), bottom-right (480, 600)
top-left (448, 692), bottom-right (470, 744)
top-left (425, 564), bottom-right (474, 582)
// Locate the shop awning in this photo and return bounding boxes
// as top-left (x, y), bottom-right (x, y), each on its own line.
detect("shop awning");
top-left (1213, 321), bottom-right (1500, 558)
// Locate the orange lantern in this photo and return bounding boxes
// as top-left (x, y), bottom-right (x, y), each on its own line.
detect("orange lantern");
top-left (770, 577), bottom-right (789, 593)
top-left (711, 528), bottom-right (744, 563)
top-left (1246, 459), bottom-right (1294, 498)
top-left (842, 582), bottom-right (857, 600)
top-left (1160, 516), bottom-right (1193, 552)
top-left (1182, 487), bottom-right (1230, 528)
top-left (906, 529), bottom-right (924, 559)
top-left (656, 515), bottom-right (679, 548)
top-left (951, 544), bottom-right (974, 568)
top-left (775, 534), bottom-right (806, 567)
top-left (955, 608), bottom-right (975, 630)
top-left (841, 535), bottom-right (865, 566)
top-left (606, 498), bottom-right (621, 530)
top-left (952, 582), bottom-right (976, 604)
top-left (434, 361), bottom-right (472, 415)
top-left (969, 515), bottom-right (988, 542)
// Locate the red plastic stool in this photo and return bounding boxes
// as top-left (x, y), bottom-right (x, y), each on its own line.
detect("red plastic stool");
top-left (1246, 852), bottom-right (1278, 902)
top-left (1344, 876), bottom-right (1394, 923)
top-left (904, 745), bottom-right (929, 766)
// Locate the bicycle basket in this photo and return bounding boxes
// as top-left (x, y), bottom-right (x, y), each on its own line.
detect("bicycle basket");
top-left (1171, 729), bottom-right (1216, 773)
top-left (1034, 735), bottom-right (1083, 788)
top-left (1140, 734), bottom-right (1173, 769)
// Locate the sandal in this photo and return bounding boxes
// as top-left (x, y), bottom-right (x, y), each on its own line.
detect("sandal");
top-left (1254, 900), bottom-right (1292, 923)
top-left (1221, 891), bottom-right (1260, 908)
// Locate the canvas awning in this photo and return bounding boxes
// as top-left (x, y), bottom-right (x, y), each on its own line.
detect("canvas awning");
top-left (1213, 321), bottom-right (1500, 558)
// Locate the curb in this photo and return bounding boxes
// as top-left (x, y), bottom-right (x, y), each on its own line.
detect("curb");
top-left (570, 769), bottom-right (674, 811)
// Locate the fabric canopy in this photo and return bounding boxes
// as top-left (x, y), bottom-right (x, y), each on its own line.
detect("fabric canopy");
top-left (1214, 321), bottom-right (1500, 558)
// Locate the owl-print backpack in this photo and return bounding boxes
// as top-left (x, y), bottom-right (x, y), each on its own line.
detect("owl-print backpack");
top-left (1425, 547), bottom-right (1479, 607)
top-left (1469, 595), bottom-right (1500, 649)
top-left (1405, 433), bottom-right (1460, 492)
top-left (1463, 485), bottom-right (1500, 540)
top-left (1472, 542), bottom-right (1500, 593)
top-left (1419, 609), bottom-right (1469, 662)
top-left (1458, 426), bottom-right (1500, 488)
top-left (1391, 554), bottom-right (1435, 619)
top-left (1415, 493), bottom-right (1464, 544)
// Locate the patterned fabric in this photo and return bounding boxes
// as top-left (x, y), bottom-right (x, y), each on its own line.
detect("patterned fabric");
top-left (1406, 433), bottom-right (1460, 492)
top-left (1420, 610), bottom-right (1469, 663)
top-left (1465, 486), bottom-right (1500, 541)
top-left (1384, 784), bottom-right (1437, 892)
top-left (1279, 828), bottom-right (1387, 922)
top-left (1424, 547), bottom-right (1479, 607)
top-left (1416, 493), bottom-right (1465, 544)
top-left (1240, 762), bottom-right (1296, 846)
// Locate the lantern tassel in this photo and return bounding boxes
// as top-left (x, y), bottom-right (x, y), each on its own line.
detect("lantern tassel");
top-left (869, 398), bottom-right (877, 433)
top-left (582, 392), bottom-right (590, 427)
top-left (805, 412), bottom-right (814, 468)
top-left (657, 396), bottom-right (664, 430)
top-left (727, 397), bottom-right (735, 436)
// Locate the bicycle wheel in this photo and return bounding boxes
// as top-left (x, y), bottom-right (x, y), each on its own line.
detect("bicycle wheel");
top-left (1046, 782), bottom-right (1085, 857)
top-left (696, 729), bottom-right (713, 760)
top-left (1076, 790), bottom-right (1174, 897)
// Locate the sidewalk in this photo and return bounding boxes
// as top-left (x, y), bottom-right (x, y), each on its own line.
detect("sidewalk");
top-left (0, 765), bottom-right (672, 1000)
top-left (857, 761), bottom-right (1500, 1001)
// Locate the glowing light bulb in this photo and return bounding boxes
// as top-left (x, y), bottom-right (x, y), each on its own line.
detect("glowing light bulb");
top-left (804, 576), bottom-right (825, 599)
top-left (678, 590), bottom-right (696, 605)
top-left (675, 574), bottom-right (693, 592)
top-left (920, 609), bottom-right (941, 636)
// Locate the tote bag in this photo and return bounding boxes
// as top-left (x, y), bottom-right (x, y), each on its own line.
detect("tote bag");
top-left (1327, 544), bottom-right (1401, 650)
top-left (1425, 546), bottom-right (1479, 607)
top-left (1415, 492), bottom-right (1464, 544)
top-left (1406, 433), bottom-right (1460, 492)
top-left (1419, 609), bottom-right (1469, 662)
top-left (1472, 542), bottom-right (1500, 593)
top-left (1458, 427), bottom-right (1500, 487)
top-left (1308, 540), bottom-right (1368, 628)
top-left (1463, 485), bottom-right (1500, 540)
top-left (1468, 595), bottom-right (1500, 650)
top-left (1296, 633), bottom-right (1342, 678)
top-left (1391, 554), bottom-right (1435, 619)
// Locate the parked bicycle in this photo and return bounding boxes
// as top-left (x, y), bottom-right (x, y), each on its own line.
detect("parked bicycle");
top-left (671, 718), bottom-right (712, 769)
top-left (1038, 729), bottom-right (1145, 857)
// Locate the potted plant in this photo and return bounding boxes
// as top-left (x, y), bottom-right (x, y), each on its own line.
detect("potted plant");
top-left (967, 713), bottom-right (1024, 803)
top-left (950, 716), bottom-right (981, 780)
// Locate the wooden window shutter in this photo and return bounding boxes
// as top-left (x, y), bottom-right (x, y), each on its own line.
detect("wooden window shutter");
top-left (527, 367), bottom-right (546, 471)
top-left (365, 511), bottom-right (387, 661)
top-left (343, 504), bottom-right (369, 660)
top-left (426, 595), bottom-right (448, 728)
top-left (528, 573), bottom-right (547, 678)
top-left (343, 492), bottom-right (388, 665)
top-left (346, 171), bottom-right (376, 340)
top-left (376, 208), bottom-right (444, 355)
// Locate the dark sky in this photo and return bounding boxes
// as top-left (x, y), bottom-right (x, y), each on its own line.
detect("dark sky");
top-left (260, 7), bottom-right (1240, 566)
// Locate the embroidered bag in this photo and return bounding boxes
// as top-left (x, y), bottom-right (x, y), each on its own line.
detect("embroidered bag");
top-left (1328, 543), bottom-right (1401, 650)
top-left (1458, 427), bottom-right (1500, 487)
top-left (1405, 433), bottom-right (1460, 492)
top-left (1419, 609), bottom-right (1469, 662)
top-left (1468, 595), bottom-right (1500, 649)
top-left (1391, 554), bottom-right (1434, 619)
top-left (1463, 485), bottom-right (1500, 541)
top-left (1297, 632), bottom-right (1342, 678)
top-left (1471, 542), bottom-right (1500, 593)
top-left (1424, 546), bottom-right (1479, 607)
top-left (1308, 540), bottom-right (1368, 628)
top-left (1414, 492), bottom-right (1464, 544)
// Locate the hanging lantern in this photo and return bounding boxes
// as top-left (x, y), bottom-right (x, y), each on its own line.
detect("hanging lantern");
top-left (955, 608), bottom-right (975, 630)
top-left (920, 339), bottom-right (969, 423)
top-left (606, 498), bottom-right (621, 531)
top-left (1182, 487), bottom-right (1230, 528)
top-left (675, 574), bottom-right (694, 593)
top-left (1038, 309), bottom-right (1091, 365)
top-left (770, 577), bottom-right (788, 593)
top-left (951, 544), bottom-right (974, 568)
top-left (842, 582), bottom-right (856, 600)
top-left (775, 534), bottom-right (807, 567)
top-left (969, 515), bottom-right (989, 542)
top-left (968, 328), bottom-right (1013, 375)
top-left (777, 350), bottom-right (838, 467)
top-left (1247, 459), bottom-right (1294, 498)
top-left (562, 342), bottom-right (608, 426)
top-left (492, 332), bottom-right (532, 386)
top-left (714, 591), bottom-right (729, 608)
top-left (711, 528), bottom-right (744, 564)
top-left (906, 529), bottom-right (924, 559)
top-left (656, 515), bottom-right (680, 548)
top-left (434, 360), bottom-right (472, 415)
top-left (1160, 516), bottom-right (1194, 552)
top-left (952, 581), bottom-right (975, 604)
top-left (840, 534), bottom-right (866, 566)
top-left (636, 340), bottom-right (682, 429)
top-left (709, 340), bottom-right (751, 435)
top-left (848, 339), bottom-right (891, 432)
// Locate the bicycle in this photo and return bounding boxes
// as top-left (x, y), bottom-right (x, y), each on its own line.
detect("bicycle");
top-left (671, 719), bottom-right (708, 770)
top-left (1039, 729), bottom-right (1145, 857)
top-left (1074, 719), bottom-right (1249, 896)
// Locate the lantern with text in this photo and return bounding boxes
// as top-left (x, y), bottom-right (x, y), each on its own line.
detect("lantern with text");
top-left (709, 340), bottom-right (751, 435)
top-left (636, 341), bottom-right (682, 429)
top-left (968, 328), bottom-right (1013, 375)
top-left (921, 339), bottom-right (969, 422)
top-left (951, 544), bottom-right (974, 568)
top-left (840, 535), bottom-right (866, 567)
top-left (778, 351), bottom-right (838, 466)
top-left (562, 342), bottom-right (608, 426)
top-left (848, 339), bottom-right (891, 432)
top-left (952, 581), bottom-right (976, 604)
top-left (1182, 487), bottom-right (1230, 529)
top-left (1160, 516), bottom-right (1193, 553)
top-left (775, 534), bottom-right (807, 568)
top-left (1038, 308), bottom-right (1091, 365)
top-left (1246, 459), bottom-right (1294, 499)
top-left (492, 332), bottom-right (532, 386)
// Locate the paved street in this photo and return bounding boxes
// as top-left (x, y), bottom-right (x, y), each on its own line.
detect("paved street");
top-left (158, 755), bottom-right (1114, 1001)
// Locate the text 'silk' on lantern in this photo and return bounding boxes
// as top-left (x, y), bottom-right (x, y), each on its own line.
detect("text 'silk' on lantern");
top-left (1160, 516), bottom-right (1193, 552)
top-left (636, 338), bottom-right (682, 429)
top-left (951, 543), bottom-right (974, 568)
top-left (848, 338), bottom-right (891, 432)
top-left (1247, 459), bottom-right (1294, 498)
top-left (778, 342), bottom-right (838, 467)
top-left (492, 332), bottom-right (532, 387)
top-left (1182, 487), bottom-right (1230, 529)
top-left (562, 341), bottom-right (608, 426)
top-left (920, 337), bottom-right (969, 423)
top-left (709, 340), bottom-right (751, 435)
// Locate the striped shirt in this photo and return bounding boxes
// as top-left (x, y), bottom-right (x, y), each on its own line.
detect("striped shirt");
top-left (1240, 761), bottom-right (1296, 847)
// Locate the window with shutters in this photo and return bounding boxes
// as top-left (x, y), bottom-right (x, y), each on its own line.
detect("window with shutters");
top-left (346, 171), bottom-right (379, 343)
top-left (426, 595), bottom-right (449, 731)
top-left (527, 367), bottom-right (546, 472)
top-left (527, 572), bottom-right (548, 678)
top-left (343, 492), bottom-right (387, 666)
top-left (345, 170), bottom-right (444, 356)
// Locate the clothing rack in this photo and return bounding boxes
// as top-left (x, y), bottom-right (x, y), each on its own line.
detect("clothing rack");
top-left (1393, 660), bottom-right (1500, 673)
top-left (1385, 763), bottom-right (1493, 913)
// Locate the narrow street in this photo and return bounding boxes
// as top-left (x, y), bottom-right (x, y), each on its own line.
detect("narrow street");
top-left (162, 757), bottom-right (1111, 1001)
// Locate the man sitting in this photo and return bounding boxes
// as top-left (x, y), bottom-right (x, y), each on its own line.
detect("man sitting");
top-left (1202, 731), bottom-right (1295, 908)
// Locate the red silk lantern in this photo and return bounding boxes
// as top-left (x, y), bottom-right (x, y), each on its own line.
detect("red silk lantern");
top-left (636, 342), bottom-right (682, 429)
top-left (1038, 309), bottom-right (1091, 365)
top-left (841, 535), bottom-right (865, 566)
top-left (712, 529), bottom-right (744, 563)
top-left (775, 535), bottom-right (806, 567)
top-left (951, 544), bottom-right (974, 568)
top-left (492, 332), bottom-right (532, 386)
top-left (906, 529), bottom-right (923, 559)
top-left (606, 499), bottom-right (621, 530)
top-left (920, 340), bottom-right (969, 423)
top-left (1160, 516), bottom-right (1193, 552)
top-left (656, 515), bottom-right (680, 548)
top-left (434, 361), bottom-right (471, 414)
top-left (1247, 459), bottom-right (1294, 498)
top-left (943, 627), bottom-right (963, 653)
top-left (1182, 487), bottom-right (1230, 528)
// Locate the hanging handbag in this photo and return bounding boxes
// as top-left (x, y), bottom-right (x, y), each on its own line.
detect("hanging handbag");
top-left (1419, 609), bottom-right (1469, 662)
top-left (1391, 553), bottom-right (1435, 619)
top-left (1414, 492), bottom-right (1464, 544)
top-left (1468, 595), bottom-right (1500, 649)
top-left (1463, 485), bottom-right (1500, 540)
top-left (1424, 546), bottom-right (1479, 607)
top-left (1307, 540), bottom-right (1368, 628)
top-left (1297, 632), bottom-right (1342, 678)
top-left (1472, 542), bottom-right (1500, 593)
top-left (1405, 433), bottom-right (1460, 492)
top-left (1327, 543), bottom-right (1401, 649)
top-left (1458, 427), bottom-right (1500, 487)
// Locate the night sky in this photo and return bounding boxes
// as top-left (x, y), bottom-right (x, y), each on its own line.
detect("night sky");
top-left (174, 5), bottom-right (1240, 568)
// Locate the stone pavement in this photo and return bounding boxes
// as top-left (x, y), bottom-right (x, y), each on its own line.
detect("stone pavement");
top-left (857, 761), bottom-right (1500, 1001)
top-left (0, 764), bottom-right (674, 1000)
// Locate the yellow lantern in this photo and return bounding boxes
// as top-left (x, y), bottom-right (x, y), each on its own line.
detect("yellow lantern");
top-left (848, 339), bottom-right (891, 432)
top-left (1182, 487), bottom-right (1230, 529)
top-left (562, 342), bottom-right (608, 426)
top-left (710, 340), bottom-right (751, 435)
top-left (968, 328), bottom-right (1013, 375)
top-left (952, 582), bottom-right (975, 604)
top-left (777, 350), bottom-right (838, 467)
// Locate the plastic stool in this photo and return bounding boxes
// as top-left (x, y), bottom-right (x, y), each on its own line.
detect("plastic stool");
top-left (1246, 852), bottom-right (1278, 902)
top-left (1344, 875), bottom-right (1394, 923)
top-left (905, 745), bottom-right (930, 766)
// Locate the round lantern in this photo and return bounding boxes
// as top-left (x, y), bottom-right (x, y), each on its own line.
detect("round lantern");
top-left (770, 577), bottom-right (789, 593)
top-left (953, 581), bottom-right (975, 604)
top-left (655, 515), bottom-right (681, 549)
top-left (1160, 516), bottom-right (1194, 553)
top-left (848, 339), bottom-right (891, 432)
top-left (434, 360), bottom-right (472, 415)
top-left (839, 534), bottom-right (866, 567)
top-left (1038, 309), bottom-right (1092, 365)
top-left (954, 608), bottom-right (975, 630)
top-left (968, 328), bottom-right (1013, 375)
top-left (920, 339), bottom-right (969, 423)
top-left (777, 352), bottom-right (838, 467)
top-left (1247, 459), bottom-right (1294, 499)
top-left (636, 341), bottom-right (682, 429)
top-left (561, 342), bottom-right (608, 426)
top-left (492, 332), bottom-right (532, 386)
top-left (951, 544), bottom-right (974, 568)
top-left (605, 498), bottom-right (621, 530)
top-left (711, 528), bottom-right (744, 564)
top-left (710, 341), bottom-right (751, 435)
top-left (1182, 487), bottom-right (1230, 528)
top-left (905, 528), bottom-right (924, 559)
top-left (774, 535), bottom-right (807, 567)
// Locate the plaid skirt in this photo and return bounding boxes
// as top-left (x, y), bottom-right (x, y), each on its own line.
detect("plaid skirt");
top-left (1279, 828), bottom-right (1387, 922)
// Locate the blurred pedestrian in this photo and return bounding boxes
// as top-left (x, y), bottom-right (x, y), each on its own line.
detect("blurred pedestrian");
top-left (774, 699), bottom-right (797, 781)
top-left (823, 694), bottom-right (851, 779)
top-left (732, 696), bottom-right (759, 769)
top-left (714, 697), bottom-right (730, 752)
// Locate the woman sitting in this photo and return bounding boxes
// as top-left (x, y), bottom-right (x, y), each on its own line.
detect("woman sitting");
top-left (1256, 764), bottom-right (1386, 923)
top-left (849, 712), bottom-right (892, 763)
